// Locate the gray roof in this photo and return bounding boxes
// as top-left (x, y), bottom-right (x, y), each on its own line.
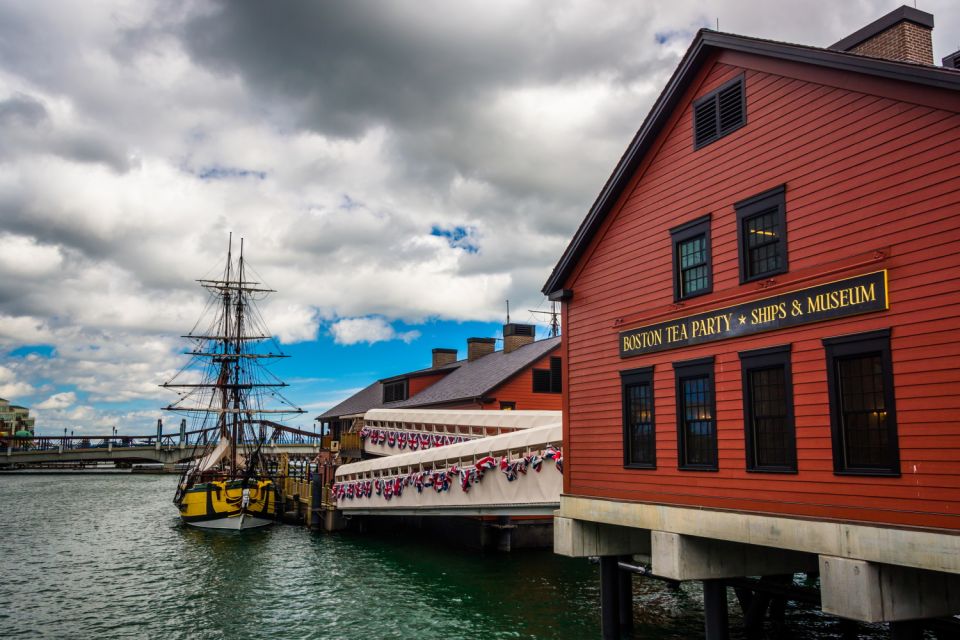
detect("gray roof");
top-left (392, 336), bottom-right (561, 408)
top-left (317, 360), bottom-right (460, 420)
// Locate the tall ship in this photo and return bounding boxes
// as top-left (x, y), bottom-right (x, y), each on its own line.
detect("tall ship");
top-left (164, 236), bottom-right (304, 529)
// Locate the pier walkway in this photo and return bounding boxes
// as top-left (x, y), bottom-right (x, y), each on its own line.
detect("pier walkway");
top-left (334, 410), bottom-right (562, 516)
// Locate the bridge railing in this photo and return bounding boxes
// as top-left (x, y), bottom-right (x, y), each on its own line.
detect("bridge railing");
top-left (4, 424), bottom-right (322, 453)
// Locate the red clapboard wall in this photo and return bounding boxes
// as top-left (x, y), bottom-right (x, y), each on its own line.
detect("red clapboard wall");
top-left (485, 352), bottom-right (563, 411)
top-left (561, 49), bottom-right (960, 530)
top-left (408, 371), bottom-right (452, 397)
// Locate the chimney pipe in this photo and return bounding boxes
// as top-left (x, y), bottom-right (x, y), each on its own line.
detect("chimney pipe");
top-left (431, 348), bottom-right (457, 368)
top-left (503, 323), bottom-right (535, 353)
top-left (467, 337), bottom-right (496, 361)
top-left (829, 5), bottom-right (934, 65)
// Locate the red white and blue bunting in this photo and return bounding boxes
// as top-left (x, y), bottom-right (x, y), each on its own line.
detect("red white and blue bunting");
top-left (332, 446), bottom-right (563, 503)
top-left (359, 427), bottom-right (469, 450)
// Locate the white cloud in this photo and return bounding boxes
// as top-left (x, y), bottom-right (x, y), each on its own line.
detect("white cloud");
top-left (0, 364), bottom-right (34, 399)
top-left (35, 390), bottom-right (76, 409)
top-left (329, 317), bottom-right (421, 346)
top-left (0, 0), bottom-right (956, 430)
top-left (0, 381), bottom-right (34, 399)
top-left (0, 233), bottom-right (63, 277)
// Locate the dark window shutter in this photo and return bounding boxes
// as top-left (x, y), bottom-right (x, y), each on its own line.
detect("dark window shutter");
top-left (693, 76), bottom-right (744, 149)
top-left (382, 380), bottom-right (407, 403)
top-left (532, 369), bottom-right (551, 393)
top-left (718, 81), bottom-right (744, 133)
top-left (694, 100), bottom-right (718, 147)
top-left (550, 357), bottom-right (562, 393)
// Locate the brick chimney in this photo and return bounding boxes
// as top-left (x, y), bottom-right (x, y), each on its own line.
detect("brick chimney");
top-left (503, 323), bottom-right (535, 353)
top-left (830, 6), bottom-right (934, 65)
top-left (467, 337), bottom-right (495, 361)
top-left (431, 348), bottom-right (457, 368)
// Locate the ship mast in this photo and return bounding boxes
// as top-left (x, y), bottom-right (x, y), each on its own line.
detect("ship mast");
top-left (161, 234), bottom-right (305, 478)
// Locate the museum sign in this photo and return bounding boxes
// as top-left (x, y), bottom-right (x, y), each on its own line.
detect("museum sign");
top-left (619, 270), bottom-right (888, 357)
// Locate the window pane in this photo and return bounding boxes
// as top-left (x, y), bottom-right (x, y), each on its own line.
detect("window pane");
top-left (626, 382), bottom-right (654, 465)
top-left (682, 265), bottom-right (709, 296)
top-left (679, 234), bottom-right (709, 296)
top-left (837, 354), bottom-right (888, 468)
top-left (745, 209), bottom-right (781, 277)
top-left (682, 376), bottom-right (715, 466)
top-left (532, 369), bottom-right (551, 393)
top-left (747, 366), bottom-right (791, 468)
top-left (679, 236), bottom-right (705, 268)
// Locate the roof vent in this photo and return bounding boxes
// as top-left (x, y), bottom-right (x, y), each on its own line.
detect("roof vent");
top-left (693, 77), bottom-right (745, 149)
top-left (829, 5), bottom-right (934, 65)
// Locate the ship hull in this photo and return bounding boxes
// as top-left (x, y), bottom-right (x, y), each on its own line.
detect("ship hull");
top-left (177, 478), bottom-right (277, 530)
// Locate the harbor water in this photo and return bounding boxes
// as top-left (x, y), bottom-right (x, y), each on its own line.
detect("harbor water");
top-left (0, 474), bottom-right (890, 639)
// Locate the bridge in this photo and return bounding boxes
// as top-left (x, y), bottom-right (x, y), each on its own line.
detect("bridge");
top-left (0, 423), bottom-right (323, 469)
top-left (334, 410), bottom-right (562, 517)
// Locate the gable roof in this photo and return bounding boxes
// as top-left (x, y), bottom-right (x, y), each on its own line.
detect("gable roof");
top-left (391, 336), bottom-right (560, 408)
top-left (317, 359), bottom-right (460, 420)
top-left (542, 29), bottom-right (960, 297)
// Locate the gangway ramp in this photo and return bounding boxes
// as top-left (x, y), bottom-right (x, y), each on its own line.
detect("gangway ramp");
top-left (360, 408), bottom-right (560, 457)
top-left (336, 422), bottom-right (562, 516)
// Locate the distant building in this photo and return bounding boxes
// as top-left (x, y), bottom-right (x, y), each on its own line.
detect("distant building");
top-left (0, 398), bottom-right (36, 437)
top-left (317, 323), bottom-right (562, 442)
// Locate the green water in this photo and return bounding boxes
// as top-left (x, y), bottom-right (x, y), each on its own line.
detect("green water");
top-left (0, 474), bottom-right (889, 639)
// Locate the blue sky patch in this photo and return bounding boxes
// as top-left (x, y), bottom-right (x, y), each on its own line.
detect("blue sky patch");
top-left (430, 225), bottom-right (479, 253)
top-left (8, 345), bottom-right (55, 358)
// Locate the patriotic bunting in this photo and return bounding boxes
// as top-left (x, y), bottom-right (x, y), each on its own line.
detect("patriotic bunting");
top-left (356, 427), bottom-right (470, 451)
top-left (332, 446), bottom-right (563, 505)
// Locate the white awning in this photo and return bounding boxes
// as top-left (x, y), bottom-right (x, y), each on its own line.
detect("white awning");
top-left (363, 408), bottom-right (560, 430)
top-left (337, 423), bottom-right (561, 479)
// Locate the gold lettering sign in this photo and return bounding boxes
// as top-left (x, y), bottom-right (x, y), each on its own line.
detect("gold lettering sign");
top-left (619, 271), bottom-right (888, 357)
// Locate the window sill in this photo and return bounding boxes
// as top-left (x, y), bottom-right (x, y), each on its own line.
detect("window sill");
top-left (746, 467), bottom-right (798, 475)
top-left (624, 463), bottom-right (656, 470)
top-left (678, 465), bottom-right (719, 472)
top-left (833, 468), bottom-right (901, 478)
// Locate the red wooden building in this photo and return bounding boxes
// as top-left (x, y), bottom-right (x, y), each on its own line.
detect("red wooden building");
top-left (543, 6), bottom-right (960, 637)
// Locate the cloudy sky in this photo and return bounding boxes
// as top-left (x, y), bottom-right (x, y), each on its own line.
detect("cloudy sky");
top-left (0, 1), bottom-right (956, 435)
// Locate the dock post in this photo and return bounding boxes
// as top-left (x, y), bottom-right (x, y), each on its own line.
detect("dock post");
top-left (600, 556), bottom-right (621, 640)
top-left (309, 477), bottom-right (322, 530)
top-left (496, 515), bottom-right (512, 552)
top-left (618, 555), bottom-right (633, 636)
top-left (703, 579), bottom-right (730, 640)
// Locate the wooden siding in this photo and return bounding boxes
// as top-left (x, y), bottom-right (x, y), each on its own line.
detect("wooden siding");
top-left (486, 352), bottom-right (563, 411)
top-left (562, 51), bottom-right (960, 530)
top-left (407, 372), bottom-right (450, 397)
